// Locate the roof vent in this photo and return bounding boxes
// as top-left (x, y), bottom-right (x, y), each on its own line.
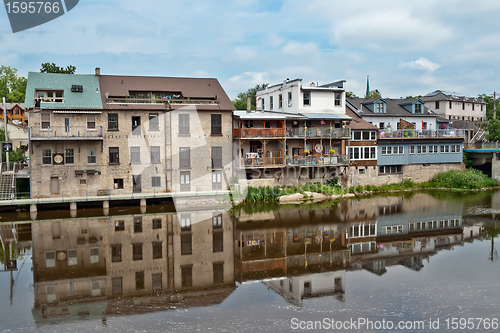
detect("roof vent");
top-left (71, 85), bottom-right (83, 93)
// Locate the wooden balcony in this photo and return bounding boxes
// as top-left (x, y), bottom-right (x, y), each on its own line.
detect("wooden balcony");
top-left (234, 128), bottom-right (285, 139)
top-left (236, 157), bottom-right (285, 168)
top-left (30, 126), bottom-right (104, 140)
top-left (287, 154), bottom-right (349, 166)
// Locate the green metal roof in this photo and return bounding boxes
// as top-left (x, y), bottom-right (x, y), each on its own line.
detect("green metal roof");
top-left (24, 72), bottom-right (103, 109)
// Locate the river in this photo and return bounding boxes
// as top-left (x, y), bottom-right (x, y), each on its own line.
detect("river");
top-left (0, 191), bottom-right (499, 332)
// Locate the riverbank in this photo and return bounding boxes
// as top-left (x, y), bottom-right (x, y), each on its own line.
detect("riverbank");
top-left (236, 169), bottom-right (500, 205)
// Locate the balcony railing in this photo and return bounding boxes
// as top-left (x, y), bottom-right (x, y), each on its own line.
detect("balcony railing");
top-left (30, 126), bottom-right (104, 139)
top-left (379, 129), bottom-right (466, 139)
top-left (287, 154), bottom-right (349, 166)
top-left (238, 157), bottom-right (285, 167)
top-left (286, 127), bottom-right (350, 138)
top-left (106, 97), bottom-right (218, 105)
top-left (234, 128), bottom-right (285, 138)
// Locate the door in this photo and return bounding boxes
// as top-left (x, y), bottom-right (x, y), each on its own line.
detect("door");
top-left (50, 176), bottom-right (59, 194)
top-left (133, 175), bottom-right (141, 193)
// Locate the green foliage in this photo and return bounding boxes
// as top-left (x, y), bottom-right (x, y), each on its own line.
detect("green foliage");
top-left (232, 84), bottom-right (266, 110)
top-left (0, 66), bottom-right (27, 103)
top-left (463, 152), bottom-right (473, 168)
top-left (478, 93), bottom-right (496, 120)
top-left (485, 117), bottom-right (500, 141)
top-left (425, 169), bottom-right (498, 190)
top-left (346, 91), bottom-right (358, 98)
top-left (40, 62), bottom-right (76, 74)
top-left (0, 127), bottom-right (25, 162)
top-left (366, 89), bottom-right (382, 99)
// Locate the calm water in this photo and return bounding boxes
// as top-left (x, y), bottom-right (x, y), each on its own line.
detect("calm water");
top-left (0, 191), bottom-right (499, 333)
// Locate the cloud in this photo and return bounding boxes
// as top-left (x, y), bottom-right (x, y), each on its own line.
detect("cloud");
top-left (282, 41), bottom-right (318, 55)
top-left (399, 58), bottom-right (441, 72)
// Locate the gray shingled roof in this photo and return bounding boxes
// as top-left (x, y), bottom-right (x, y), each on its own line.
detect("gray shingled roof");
top-left (347, 97), bottom-right (436, 117)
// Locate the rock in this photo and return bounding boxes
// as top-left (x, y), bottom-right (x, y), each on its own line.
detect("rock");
top-left (278, 193), bottom-right (305, 203)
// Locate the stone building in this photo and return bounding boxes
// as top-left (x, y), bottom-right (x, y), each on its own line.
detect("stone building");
top-left (24, 69), bottom-right (235, 198)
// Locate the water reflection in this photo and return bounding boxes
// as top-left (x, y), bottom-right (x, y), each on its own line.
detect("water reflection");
top-left (1, 192), bottom-right (498, 329)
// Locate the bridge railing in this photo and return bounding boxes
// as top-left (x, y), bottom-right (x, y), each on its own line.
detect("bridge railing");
top-left (465, 142), bottom-right (500, 150)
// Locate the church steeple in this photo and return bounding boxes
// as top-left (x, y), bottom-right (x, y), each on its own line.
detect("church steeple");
top-left (365, 75), bottom-right (370, 98)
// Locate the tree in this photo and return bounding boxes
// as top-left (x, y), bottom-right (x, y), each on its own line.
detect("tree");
top-left (485, 117), bottom-right (500, 141)
top-left (232, 84), bottom-right (264, 110)
top-left (0, 66), bottom-right (27, 103)
top-left (346, 91), bottom-right (358, 98)
top-left (405, 95), bottom-right (422, 99)
top-left (366, 89), bottom-right (382, 99)
top-left (478, 93), bottom-right (496, 120)
top-left (40, 62), bottom-right (76, 74)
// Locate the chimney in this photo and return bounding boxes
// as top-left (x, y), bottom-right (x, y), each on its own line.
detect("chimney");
top-left (95, 67), bottom-right (101, 76)
top-left (247, 95), bottom-right (251, 112)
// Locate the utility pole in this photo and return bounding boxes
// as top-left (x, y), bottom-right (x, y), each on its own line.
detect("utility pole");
top-left (494, 92), bottom-right (496, 119)
top-left (2, 97), bottom-right (9, 171)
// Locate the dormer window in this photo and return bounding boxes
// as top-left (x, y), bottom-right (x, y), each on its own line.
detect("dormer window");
top-left (414, 103), bottom-right (422, 114)
top-left (36, 90), bottom-right (64, 103)
top-left (375, 103), bottom-right (385, 113)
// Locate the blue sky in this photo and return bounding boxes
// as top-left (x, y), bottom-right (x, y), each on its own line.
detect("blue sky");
top-left (2, 0), bottom-right (500, 100)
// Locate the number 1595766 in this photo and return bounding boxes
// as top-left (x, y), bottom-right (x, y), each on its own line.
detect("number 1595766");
top-left (5, 1), bottom-right (60, 14)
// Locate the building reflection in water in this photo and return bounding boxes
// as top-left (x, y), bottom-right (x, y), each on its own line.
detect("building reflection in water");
top-left (26, 193), bottom-right (487, 324)
top-left (30, 207), bottom-right (235, 324)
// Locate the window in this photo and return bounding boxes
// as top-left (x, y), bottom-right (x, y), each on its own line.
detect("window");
top-left (112, 245), bottom-right (122, 262)
top-left (152, 218), bottom-right (162, 229)
top-left (375, 103), bottom-right (384, 113)
top-left (114, 178), bottom-right (123, 189)
top-left (462, 102), bottom-right (465, 110)
top-left (270, 96), bottom-right (274, 109)
top-left (115, 220), bottom-right (125, 231)
top-left (244, 120), bottom-right (254, 128)
top-left (180, 171), bottom-right (190, 191)
top-left (41, 113), bottom-right (51, 129)
top-left (153, 242), bottom-right (162, 259)
top-left (136, 271), bottom-right (145, 290)
top-left (68, 250), bottom-right (77, 266)
top-left (36, 90), bottom-right (63, 103)
top-left (288, 92), bottom-right (292, 107)
top-left (417, 145), bottom-right (427, 154)
top-left (132, 116), bottom-right (141, 134)
top-left (212, 146), bottom-right (222, 168)
top-left (109, 147), bottom-right (119, 164)
top-left (134, 216), bottom-right (142, 233)
top-left (334, 92), bottom-right (342, 106)
top-left (379, 122), bottom-right (384, 129)
top-left (409, 146), bottom-right (415, 154)
top-left (152, 176), bottom-right (161, 187)
top-left (43, 149), bottom-right (52, 165)
top-left (181, 266), bottom-right (192, 287)
top-left (435, 101), bottom-right (440, 109)
top-left (91, 281), bottom-right (101, 296)
top-left (449, 101), bottom-right (452, 109)
top-left (46, 251), bottom-right (55, 267)
top-left (211, 114), bottom-right (222, 135)
top-left (133, 244), bottom-right (143, 261)
top-left (379, 165), bottom-right (403, 174)
top-left (179, 147), bottom-right (190, 168)
top-left (440, 145), bottom-right (450, 153)
top-left (108, 113), bottom-right (118, 130)
top-left (130, 147), bottom-right (141, 164)
top-left (179, 114), bottom-right (190, 134)
top-left (451, 144), bottom-right (461, 153)
top-left (429, 145), bottom-right (438, 153)
top-left (414, 103), bottom-right (422, 114)
top-left (213, 263), bottom-right (224, 284)
top-left (65, 149), bottom-right (74, 164)
top-left (90, 248), bottom-right (99, 264)
top-left (353, 131), bottom-right (362, 140)
top-left (181, 234), bottom-right (192, 255)
top-left (213, 214), bottom-right (222, 228)
top-left (212, 170), bottom-right (222, 190)
top-left (152, 273), bottom-right (162, 291)
top-left (112, 277), bottom-right (122, 295)
top-left (87, 148), bottom-right (96, 164)
top-left (370, 131), bottom-right (376, 140)
top-left (149, 113), bottom-right (159, 131)
top-left (87, 115), bottom-right (96, 129)
top-left (181, 214), bottom-right (191, 231)
top-left (381, 225), bottom-right (403, 234)
top-left (279, 94), bottom-right (283, 108)
top-left (151, 146), bottom-right (160, 164)
top-left (349, 223), bottom-right (376, 238)
top-left (303, 92), bottom-right (310, 106)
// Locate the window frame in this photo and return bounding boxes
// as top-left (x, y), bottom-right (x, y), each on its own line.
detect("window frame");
top-left (109, 147), bottom-right (120, 164)
top-left (211, 114), bottom-right (222, 136)
top-left (108, 113), bottom-right (118, 131)
top-left (149, 113), bottom-right (159, 131)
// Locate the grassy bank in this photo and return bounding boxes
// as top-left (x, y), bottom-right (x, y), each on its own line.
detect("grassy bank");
top-left (234, 169), bottom-right (499, 203)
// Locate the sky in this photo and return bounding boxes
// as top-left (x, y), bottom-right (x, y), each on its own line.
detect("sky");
top-left (2, 0), bottom-right (500, 100)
